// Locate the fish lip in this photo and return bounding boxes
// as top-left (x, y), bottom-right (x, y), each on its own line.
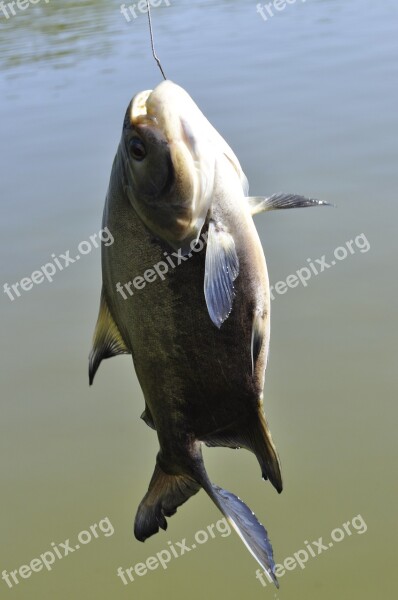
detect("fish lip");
top-left (132, 87), bottom-right (196, 154)
top-left (132, 87), bottom-right (200, 163)
top-left (130, 90), bottom-right (157, 126)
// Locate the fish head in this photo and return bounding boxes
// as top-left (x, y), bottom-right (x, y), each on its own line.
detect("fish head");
top-left (120, 80), bottom-right (217, 253)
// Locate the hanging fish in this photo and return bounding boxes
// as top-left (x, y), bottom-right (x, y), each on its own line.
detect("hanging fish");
top-left (89, 80), bottom-right (329, 587)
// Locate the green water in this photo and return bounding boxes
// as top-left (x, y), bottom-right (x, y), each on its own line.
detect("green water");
top-left (1, 1), bottom-right (397, 598)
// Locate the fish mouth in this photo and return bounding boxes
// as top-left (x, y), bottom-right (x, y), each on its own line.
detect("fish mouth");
top-left (130, 84), bottom-right (210, 176)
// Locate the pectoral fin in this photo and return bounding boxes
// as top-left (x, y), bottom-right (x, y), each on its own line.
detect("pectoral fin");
top-left (204, 220), bottom-right (239, 328)
top-left (247, 193), bottom-right (332, 216)
top-left (89, 290), bottom-right (130, 385)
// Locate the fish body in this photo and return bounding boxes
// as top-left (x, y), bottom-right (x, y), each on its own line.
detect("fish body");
top-left (102, 138), bottom-right (276, 463)
top-left (90, 81), bottom-right (329, 586)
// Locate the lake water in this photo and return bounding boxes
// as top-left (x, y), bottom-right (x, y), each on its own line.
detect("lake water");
top-left (1, 1), bottom-right (397, 598)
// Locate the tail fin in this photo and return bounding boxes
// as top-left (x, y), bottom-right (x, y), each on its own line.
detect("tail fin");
top-left (134, 462), bottom-right (200, 541)
top-left (134, 453), bottom-right (279, 588)
top-left (201, 477), bottom-right (279, 588)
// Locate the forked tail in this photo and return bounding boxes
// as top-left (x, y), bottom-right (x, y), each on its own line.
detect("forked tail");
top-left (134, 454), bottom-right (279, 587)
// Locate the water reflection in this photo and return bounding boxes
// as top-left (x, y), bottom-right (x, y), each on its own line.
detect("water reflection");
top-left (0, 0), bottom-right (118, 70)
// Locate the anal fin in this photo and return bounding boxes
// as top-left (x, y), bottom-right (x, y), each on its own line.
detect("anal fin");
top-left (202, 414), bottom-right (282, 494)
top-left (204, 434), bottom-right (240, 450)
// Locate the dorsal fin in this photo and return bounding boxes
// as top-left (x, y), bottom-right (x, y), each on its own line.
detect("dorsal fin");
top-left (89, 290), bottom-right (130, 385)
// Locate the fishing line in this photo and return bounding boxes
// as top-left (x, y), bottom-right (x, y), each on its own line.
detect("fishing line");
top-left (146, 0), bottom-right (167, 80)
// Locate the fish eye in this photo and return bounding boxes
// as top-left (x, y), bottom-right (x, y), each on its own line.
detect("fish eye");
top-left (129, 137), bottom-right (146, 161)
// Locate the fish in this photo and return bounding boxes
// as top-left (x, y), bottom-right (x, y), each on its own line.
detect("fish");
top-left (89, 80), bottom-right (329, 586)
